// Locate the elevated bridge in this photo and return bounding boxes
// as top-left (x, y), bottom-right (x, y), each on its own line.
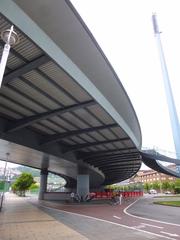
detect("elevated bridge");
top-left (141, 148), bottom-right (180, 178)
top-left (0, 0), bottom-right (179, 200)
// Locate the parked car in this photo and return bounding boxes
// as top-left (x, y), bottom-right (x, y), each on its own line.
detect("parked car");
top-left (149, 189), bottom-right (157, 194)
top-left (164, 191), bottom-right (171, 194)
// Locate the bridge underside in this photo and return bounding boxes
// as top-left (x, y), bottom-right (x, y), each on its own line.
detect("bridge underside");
top-left (0, 1), bottom-right (179, 192)
top-left (0, 0), bottom-right (143, 188)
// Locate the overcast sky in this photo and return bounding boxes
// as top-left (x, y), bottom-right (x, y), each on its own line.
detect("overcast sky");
top-left (71, 0), bottom-right (180, 157)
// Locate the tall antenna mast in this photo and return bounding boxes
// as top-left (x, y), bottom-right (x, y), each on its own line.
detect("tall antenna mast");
top-left (152, 13), bottom-right (180, 173)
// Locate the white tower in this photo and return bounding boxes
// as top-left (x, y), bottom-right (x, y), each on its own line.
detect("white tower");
top-left (152, 14), bottom-right (180, 173)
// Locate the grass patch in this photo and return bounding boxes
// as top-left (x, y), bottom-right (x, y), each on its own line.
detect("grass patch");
top-left (154, 201), bottom-right (180, 207)
top-left (153, 195), bottom-right (180, 198)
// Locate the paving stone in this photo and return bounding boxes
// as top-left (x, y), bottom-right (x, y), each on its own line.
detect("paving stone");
top-left (0, 193), bottom-right (88, 240)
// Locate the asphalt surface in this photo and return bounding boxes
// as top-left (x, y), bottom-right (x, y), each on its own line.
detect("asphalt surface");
top-left (127, 195), bottom-right (180, 224)
top-left (41, 206), bottom-right (161, 240)
top-left (32, 196), bottom-right (180, 240)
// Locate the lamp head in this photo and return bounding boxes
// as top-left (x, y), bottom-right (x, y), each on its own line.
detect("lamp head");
top-left (1, 27), bottom-right (19, 46)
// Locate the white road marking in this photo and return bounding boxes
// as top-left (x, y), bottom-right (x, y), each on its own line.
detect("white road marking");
top-left (134, 224), bottom-right (146, 229)
top-left (124, 199), bottom-right (180, 227)
top-left (113, 215), bottom-right (121, 220)
top-left (160, 231), bottom-right (179, 237)
top-left (141, 223), bottom-right (164, 229)
top-left (40, 204), bottom-right (177, 240)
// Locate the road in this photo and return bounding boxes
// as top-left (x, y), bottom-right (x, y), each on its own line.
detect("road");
top-left (127, 195), bottom-right (180, 224)
top-left (32, 195), bottom-right (180, 240)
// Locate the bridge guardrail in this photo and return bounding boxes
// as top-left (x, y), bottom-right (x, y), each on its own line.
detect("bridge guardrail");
top-left (141, 146), bottom-right (180, 160)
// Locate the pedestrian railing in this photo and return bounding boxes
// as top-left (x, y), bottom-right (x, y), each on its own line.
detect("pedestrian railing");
top-left (93, 191), bottom-right (143, 200)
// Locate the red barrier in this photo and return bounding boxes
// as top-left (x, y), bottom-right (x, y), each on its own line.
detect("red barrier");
top-left (92, 191), bottom-right (143, 199)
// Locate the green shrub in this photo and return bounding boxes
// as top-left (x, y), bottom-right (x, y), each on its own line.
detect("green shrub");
top-left (174, 186), bottom-right (180, 194)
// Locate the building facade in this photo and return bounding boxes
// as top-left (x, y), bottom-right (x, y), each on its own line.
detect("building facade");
top-left (135, 165), bottom-right (176, 184)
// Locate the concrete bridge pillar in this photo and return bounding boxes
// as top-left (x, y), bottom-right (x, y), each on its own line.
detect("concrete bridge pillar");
top-left (77, 174), bottom-right (89, 201)
top-left (77, 166), bottom-right (89, 201)
top-left (38, 169), bottom-right (48, 200)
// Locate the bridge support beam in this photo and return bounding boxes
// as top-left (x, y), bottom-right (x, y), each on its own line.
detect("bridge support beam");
top-left (39, 169), bottom-right (48, 200)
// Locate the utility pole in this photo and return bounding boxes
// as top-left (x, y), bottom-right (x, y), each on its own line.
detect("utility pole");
top-left (152, 14), bottom-right (180, 173)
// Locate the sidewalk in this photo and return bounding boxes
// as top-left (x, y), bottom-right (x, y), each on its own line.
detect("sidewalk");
top-left (0, 193), bottom-right (88, 240)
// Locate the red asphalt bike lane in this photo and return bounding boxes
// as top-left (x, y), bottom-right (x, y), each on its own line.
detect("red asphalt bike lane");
top-left (34, 198), bottom-right (180, 240)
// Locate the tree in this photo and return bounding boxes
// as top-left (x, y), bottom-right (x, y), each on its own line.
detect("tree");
top-left (29, 183), bottom-right (39, 194)
top-left (162, 181), bottom-right (170, 191)
top-left (152, 181), bottom-right (160, 191)
top-left (175, 179), bottom-right (180, 187)
top-left (11, 172), bottom-right (34, 197)
top-left (174, 179), bottom-right (180, 194)
top-left (143, 183), bottom-right (150, 193)
top-left (169, 181), bottom-right (175, 192)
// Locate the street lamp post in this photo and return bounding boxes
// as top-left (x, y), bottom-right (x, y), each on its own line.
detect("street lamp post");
top-left (0, 25), bottom-right (19, 87)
